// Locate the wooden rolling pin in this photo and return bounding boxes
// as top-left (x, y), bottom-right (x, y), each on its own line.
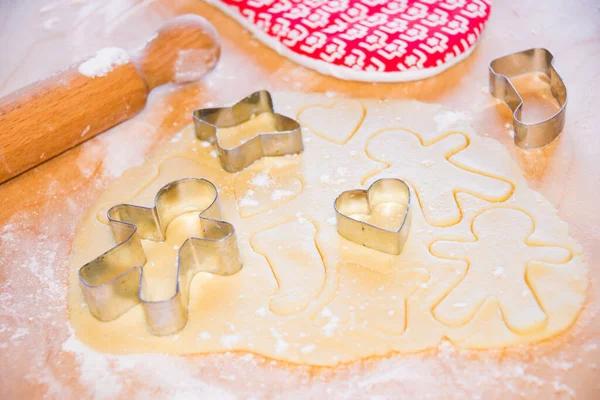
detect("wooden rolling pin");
top-left (0, 14), bottom-right (221, 184)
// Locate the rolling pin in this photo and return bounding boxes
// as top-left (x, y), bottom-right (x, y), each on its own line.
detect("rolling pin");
top-left (0, 14), bottom-right (221, 184)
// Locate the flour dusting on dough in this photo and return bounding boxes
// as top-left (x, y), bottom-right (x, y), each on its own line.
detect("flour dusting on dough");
top-left (434, 110), bottom-right (471, 133)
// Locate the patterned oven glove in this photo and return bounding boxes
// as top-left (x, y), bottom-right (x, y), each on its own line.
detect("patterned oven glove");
top-left (207, 0), bottom-right (492, 82)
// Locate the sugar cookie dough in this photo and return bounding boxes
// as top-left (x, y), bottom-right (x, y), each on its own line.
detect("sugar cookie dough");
top-left (67, 92), bottom-right (588, 366)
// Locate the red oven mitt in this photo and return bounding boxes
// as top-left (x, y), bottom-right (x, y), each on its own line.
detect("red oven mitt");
top-left (207, 0), bottom-right (491, 82)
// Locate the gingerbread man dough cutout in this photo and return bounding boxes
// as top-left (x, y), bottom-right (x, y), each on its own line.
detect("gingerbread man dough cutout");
top-left (366, 129), bottom-right (513, 226)
top-left (430, 208), bottom-right (571, 334)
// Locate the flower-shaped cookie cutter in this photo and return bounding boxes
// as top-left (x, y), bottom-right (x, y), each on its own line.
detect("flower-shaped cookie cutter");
top-left (489, 48), bottom-right (567, 149)
top-left (78, 178), bottom-right (242, 336)
top-left (192, 90), bottom-right (304, 172)
top-left (334, 178), bottom-right (412, 255)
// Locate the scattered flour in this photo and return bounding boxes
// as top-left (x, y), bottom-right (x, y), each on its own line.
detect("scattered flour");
top-left (80, 125), bottom-right (91, 137)
top-left (319, 307), bottom-right (333, 318)
top-left (2, 209), bottom-right (595, 398)
top-left (221, 334), bottom-right (240, 349)
top-left (275, 339), bottom-right (290, 354)
top-left (552, 380), bottom-right (576, 397)
top-left (62, 331), bottom-right (123, 399)
top-left (61, 331), bottom-right (237, 399)
top-left (319, 171), bottom-right (347, 186)
top-left (584, 343), bottom-right (598, 352)
top-left (170, 130), bottom-right (184, 143)
top-left (269, 327), bottom-right (284, 340)
top-left (239, 190), bottom-right (259, 207)
top-left (301, 344), bottom-right (316, 354)
top-left (336, 167), bottom-right (349, 177)
top-left (255, 307), bottom-right (268, 317)
top-left (434, 110), bottom-right (471, 133)
top-left (322, 317), bottom-right (340, 338)
top-left (317, 308), bottom-right (340, 338)
top-left (10, 327), bottom-right (29, 341)
top-left (296, 214), bottom-right (310, 224)
top-left (78, 48), bottom-right (130, 78)
top-left (271, 189), bottom-right (294, 201)
top-left (77, 121), bottom-right (153, 179)
top-left (249, 172), bottom-right (273, 188)
top-left (320, 174), bottom-right (332, 185)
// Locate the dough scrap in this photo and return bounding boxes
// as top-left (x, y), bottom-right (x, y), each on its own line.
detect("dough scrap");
top-left (67, 93), bottom-right (588, 366)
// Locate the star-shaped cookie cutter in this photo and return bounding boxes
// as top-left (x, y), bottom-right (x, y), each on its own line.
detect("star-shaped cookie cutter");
top-left (78, 178), bottom-right (242, 336)
top-left (489, 48), bottom-right (567, 149)
top-left (192, 90), bottom-right (304, 172)
top-left (334, 178), bottom-right (412, 255)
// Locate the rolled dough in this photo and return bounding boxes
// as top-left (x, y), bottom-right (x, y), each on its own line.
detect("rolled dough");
top-left (67, 92), bottom-right (588, 366)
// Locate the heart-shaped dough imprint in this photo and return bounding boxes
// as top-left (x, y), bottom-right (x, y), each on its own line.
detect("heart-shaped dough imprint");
top-left (334, 178), bottom-right (411, 255)
top-left (298, 99), bottom-right (365, 144)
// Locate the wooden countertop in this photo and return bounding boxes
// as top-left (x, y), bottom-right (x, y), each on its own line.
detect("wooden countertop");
top-left (1, 0), bottom-right (599, 398)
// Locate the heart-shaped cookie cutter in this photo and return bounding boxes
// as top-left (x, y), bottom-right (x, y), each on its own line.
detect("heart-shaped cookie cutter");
top-left (489, 48), bottom-right (567, 149)
top-left (193, 90), bottom-right (304, 172)
top-left (78, 177), bottom-right (242, 336)
top-left (334, 178), bottom-right (411, 255)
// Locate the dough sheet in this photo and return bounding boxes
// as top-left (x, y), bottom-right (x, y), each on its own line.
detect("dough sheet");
top-left (67, 93), bottom-right (588, 366)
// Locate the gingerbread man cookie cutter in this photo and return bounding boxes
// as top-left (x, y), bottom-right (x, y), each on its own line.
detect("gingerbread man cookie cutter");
top-left (334, 178), bottom-right (412, 255)
top-left (78, 178), bottom-right (242, 336)
top-left (489, 48), bottom-right (567, 149)
top-left (193, 90), bottom-right (304, 172)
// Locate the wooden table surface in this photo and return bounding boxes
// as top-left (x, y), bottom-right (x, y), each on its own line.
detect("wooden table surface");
top-left (1, 0), bottom-right (599, 398)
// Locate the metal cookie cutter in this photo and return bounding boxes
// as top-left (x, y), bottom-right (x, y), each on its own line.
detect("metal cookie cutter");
top-left (193, 90), bottom-right (303, 172)
top-left (78, 178), bottom-right (242, 336)
top-left (334, 179), bottom-right (411, 255)
top-left (489, 48), bottom-right (567, 149)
